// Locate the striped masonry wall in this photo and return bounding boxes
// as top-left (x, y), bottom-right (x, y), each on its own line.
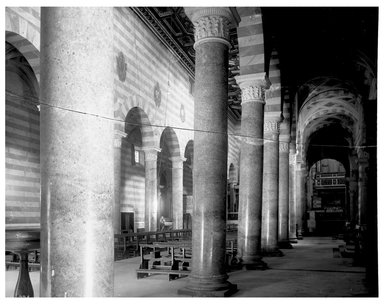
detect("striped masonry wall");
top-left (5, 44), bottom-right (40, 225)
top-left (236, 7), bottom-right (265, 76)
top-left (4, 7), bottom-right (245, 228)
top-left (112, 8), bottom-right (195, 226)
top-left (265, 50), bottom-right (282, 117)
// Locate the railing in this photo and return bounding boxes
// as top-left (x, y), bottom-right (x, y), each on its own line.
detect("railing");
top-left (114, 229), bottom-right (192, 260)
top-left (314, 172), bottom-right (345, 188)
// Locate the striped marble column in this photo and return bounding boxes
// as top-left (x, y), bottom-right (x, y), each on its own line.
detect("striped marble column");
top-left (179, 7), bottom-right (238, 297)
top-left (40, 7), bottom-right (115, 297)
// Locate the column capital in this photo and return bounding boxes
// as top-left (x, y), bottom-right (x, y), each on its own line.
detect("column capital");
top-left (114, 130), bottom-right (127, 148)
top-left (264, 117), bottom-right (281, 135)
top-left (185, 7), bottom-right (238, 48)
top-left (279, 142), bottom-right (289, 153)
top-left (169, 156), bottom-right (187, 168)
top-left (235, 73), bottom-right (271, 105)
top-left (142, 146), bottom-right (161, 162)
top-left (289, 153), bottom-right (296, 165)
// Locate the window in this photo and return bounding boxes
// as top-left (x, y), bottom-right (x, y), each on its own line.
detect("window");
top-left (131, 145), bottom-right (144, 166)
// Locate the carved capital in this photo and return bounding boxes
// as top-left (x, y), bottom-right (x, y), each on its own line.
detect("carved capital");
top-left (169, 156), bottom-right (187, 169)
top-left (142, 146), bottom-right (161, 162)
top-left (114, 130), bottom-right (127, 148)
top-left (279, 142), bottom-right (289, 153)
top-left (264, 119), bottom-right (280, 135)
top-left (185, 7), bottom-right (235, 48)
top-left (289, 153), bottom-right (296, 165)
top-left (235, 73), bottom-right (271, 105)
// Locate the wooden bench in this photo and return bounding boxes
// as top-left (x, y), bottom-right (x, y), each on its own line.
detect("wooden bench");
top-left (136, 241), bottom-right (192, 280)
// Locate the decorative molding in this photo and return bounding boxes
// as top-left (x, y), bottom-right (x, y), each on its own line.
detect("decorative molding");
top-left (116, 51), bottom-right (127, 82)
top-left (154, 82), bottom-right (162, 107)
top-left (180, 104), bottom-right (186, 122)
top-left (131, 7), bottom-right (195, 79)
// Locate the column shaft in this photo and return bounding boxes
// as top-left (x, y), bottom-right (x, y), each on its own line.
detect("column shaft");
top-left (296, 166), bottom-right (306, 239)
top-left (358, 160), bottom-right (368, 226)
top-left (40, 7), bottom-right (114, 297)
top-left (261, 119), bottom-right (281, 254)
top-left (144, 151), bottom-right (158, 231)
top-left (288, 147), bottom-right (298, 242)
top-left (180, 7), bottom-right (237, 296)
top-left (113, 131), bottom-right (127, 234)
top-left (171, 158), bottom-right (184, 230)
top-left (235, 75), bottom-right (268, 268)
top-left (278, 142), bottom-right (291, 248)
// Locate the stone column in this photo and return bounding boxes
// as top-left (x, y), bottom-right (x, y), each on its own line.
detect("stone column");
top-left (143, 147), bottom-right (160, 231)
top-left (180, 7), bottom-right (238, 297)
top-left (261, 117), bottom-right (283, 256)
top-left (235, 73), bottom-right (269, 269)
top-left (357, 153), bottom-right (369, 227)
top-left (278, 137), bottom-right (292, 248)
top-left (349, 169), bottom-right (358, 225)
top-left (288, 144), bottom-right (298, 243)
top-left (40, 7), bottom-right (114, 297)
top-left (296, 163), bottom-right (306, 239)
top-left (113, 130), bottom-right (127, 234)
top-left (170, 156), bottom-right (186, 230)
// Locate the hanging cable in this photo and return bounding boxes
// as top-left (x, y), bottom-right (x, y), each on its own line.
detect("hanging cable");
top-left (5, 89), bottom-right (377, 149)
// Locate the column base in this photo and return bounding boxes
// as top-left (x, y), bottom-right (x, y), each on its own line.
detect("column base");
top-left (241, 255), bottom-right (268, 270)
top-left (278, 240), bottom-right (293, 249)
top-left (289, 237), bottom-right (298, 243)
top-left (178, 282), bottom-right (237, 297)
top-left (261, 248), bottom-right (284, 257)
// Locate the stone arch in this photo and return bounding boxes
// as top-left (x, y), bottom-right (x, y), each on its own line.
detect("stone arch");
top-left (5, 39), bottom-right (40, 226)
top-left (124, 106), bottom-right (155, 148)
top-left (6, 31), bottom-right (40, 84)
top-left (160, 127), bottom-right (181, 158)
top-left (183, 140), bottom-right (194, 229)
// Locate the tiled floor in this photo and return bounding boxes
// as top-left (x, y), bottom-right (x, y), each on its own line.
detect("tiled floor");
top-left (5, 237), bottom-right (370, 297)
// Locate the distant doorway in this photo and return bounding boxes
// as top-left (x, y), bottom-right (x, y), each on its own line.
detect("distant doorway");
top-left (121, 212), bottom-right (134, 233)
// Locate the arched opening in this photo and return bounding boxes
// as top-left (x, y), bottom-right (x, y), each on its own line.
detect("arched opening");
top-left (5, 41), bottom-right (40, 226)
top-left (158, 127), bottom-right (181, 229)
top-left (308, 159), bottom-right (347, 236)
top-left (183, 140), bottom-right (194, 229)
top-left (121, 107), bottom-right (154, 232)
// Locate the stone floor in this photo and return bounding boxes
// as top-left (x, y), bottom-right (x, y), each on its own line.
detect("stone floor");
top-left (5, 236), bottom-right (372, 297)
